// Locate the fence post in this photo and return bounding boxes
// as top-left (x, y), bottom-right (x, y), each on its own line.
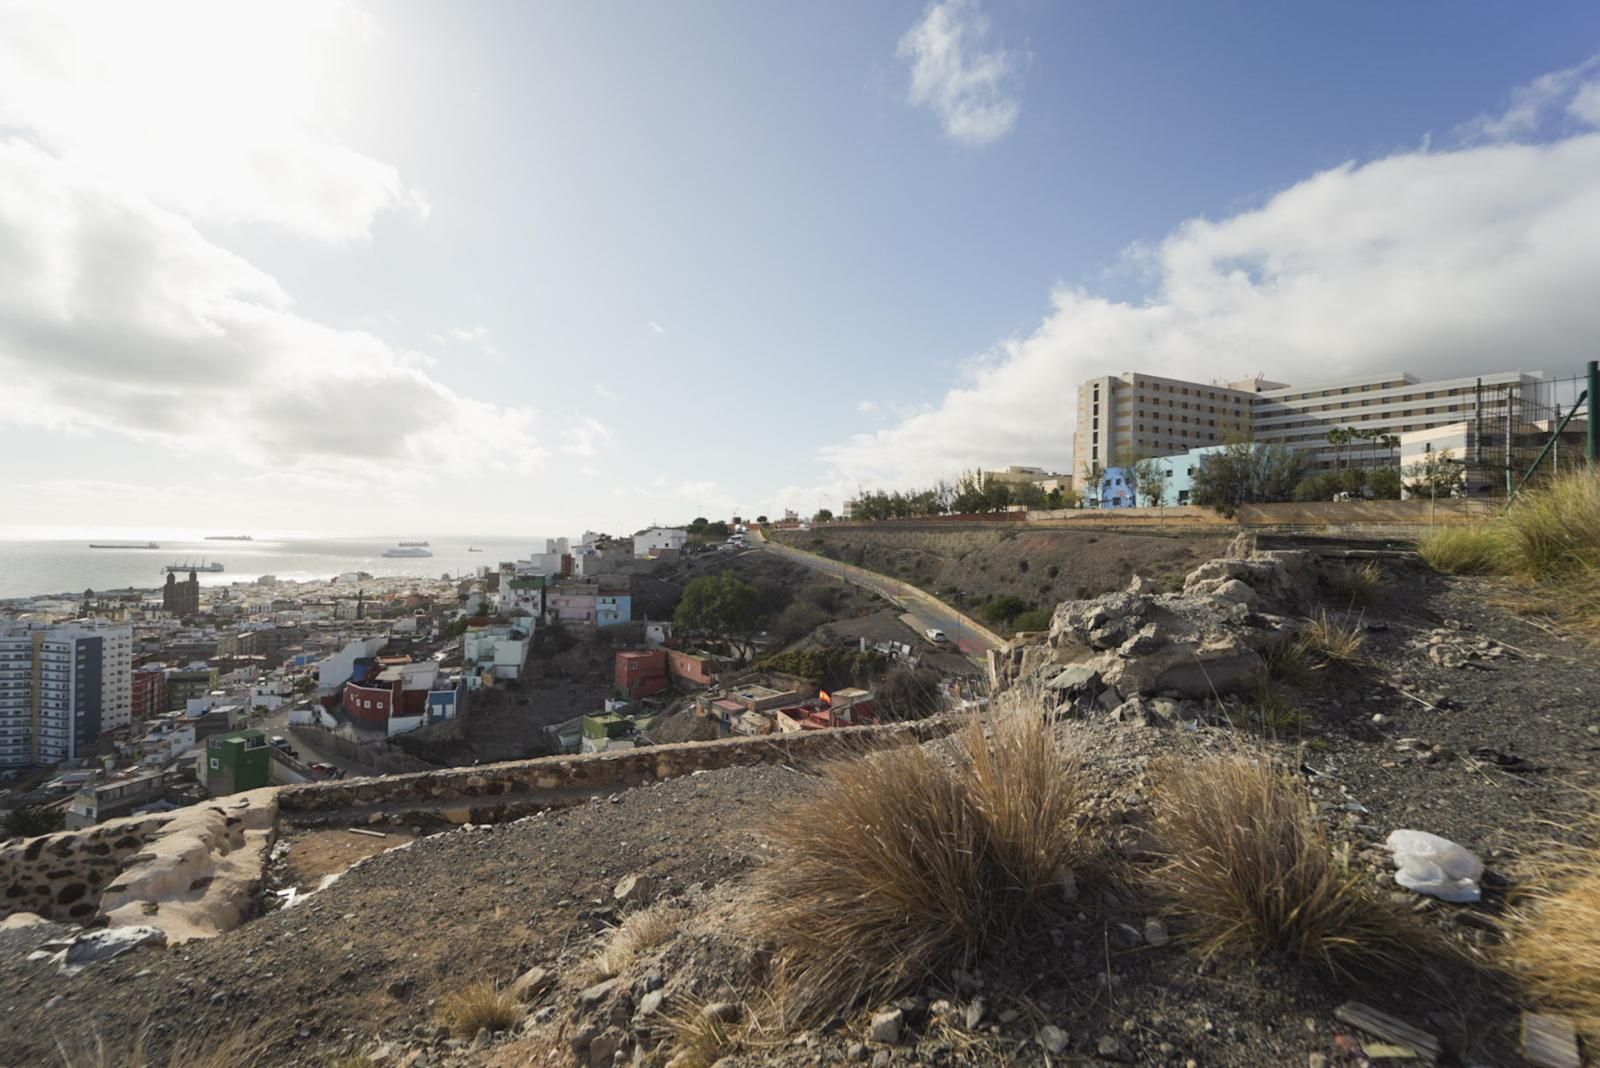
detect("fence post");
top-left (1589, 360), bottom-right (1598, 466)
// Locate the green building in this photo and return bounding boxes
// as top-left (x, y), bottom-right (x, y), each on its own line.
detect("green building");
top-left (580, 712), bottom-right (633, 753)
top-left (207, 729), bottom-right (271, 795)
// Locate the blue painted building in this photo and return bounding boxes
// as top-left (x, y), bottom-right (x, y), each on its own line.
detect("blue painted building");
top-left (1091, 445), bottom-right (1227, 507)
top-left (596, 592), bottom-right (632, 627)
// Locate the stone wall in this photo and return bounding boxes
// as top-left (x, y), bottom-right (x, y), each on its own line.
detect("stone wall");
top-left (279, 718), bottom-right (955, 825)
top-left (1, 789), bottom-right (278, 943)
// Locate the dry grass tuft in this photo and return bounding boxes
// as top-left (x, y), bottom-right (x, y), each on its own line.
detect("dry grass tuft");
top-left (1506, 815), bottom-right (1600, 1040)
top-left (1417, 524), bottom-right (1506, 574)
top-left (656, 999), bottom-right (751, 1068)
top-left (756, 701), bottom-right (1090, 1024)
top-left (1296, 608), bottom-right (1367, 667)
top-left (569, 902), bottom-right (686, 988)
top-left (1148, 755), bottom-right (1430, 977)
top-left (435, 980), bottom-right (522, 1038)
top-left (57, 1029), bottom-right (267, 1068)
top-left (1499, 469), bottom-right (1600, 581)
top-left (1333, 559), bottom-right (1387, 607)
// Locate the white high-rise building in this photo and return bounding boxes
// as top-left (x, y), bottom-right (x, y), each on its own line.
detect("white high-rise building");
top-left (1073, 368), bottom-right (1545, 478)
top-left (0, 621), bottom-right (133, 768)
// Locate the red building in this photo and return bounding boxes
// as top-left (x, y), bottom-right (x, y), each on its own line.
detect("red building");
top-left (667, 649), bottom-right (720, 688)
top-left (615, 650), bottom-right (668, 701)
top-left (131, 669), bottom-right (168, 721)
top-left (341, 662), bottom-right (437, 727)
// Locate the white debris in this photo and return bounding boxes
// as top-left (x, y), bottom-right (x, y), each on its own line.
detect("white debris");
top-left (1385, 829), bottom-right (1483, 902)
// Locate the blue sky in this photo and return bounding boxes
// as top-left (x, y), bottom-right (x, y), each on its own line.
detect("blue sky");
top-left (1, 1), bottom-right (1598, 536)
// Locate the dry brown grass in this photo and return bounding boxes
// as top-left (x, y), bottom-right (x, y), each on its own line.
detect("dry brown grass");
top-left (435, 980), bottom-right (522, 1038)
top-left (1506, 815), bottom-right (1600, 1040)
top-left (1333, 559), bottom-right (1386, 607)
top-left (1417, 524), bottom-right (1507, 575)
top-left (755, 700), bottom-right (1090, 1024)
top-left (1148, 754), bottom-right (1431, 977)
top-left (57, 1029), bottom-right (267, 1068)
top-left (569, 902), bottom-right (686, 988)
top-left (1296, 608), bottom-right (1367, 667)
top-left (655, 998), bottom-right (761, 1068)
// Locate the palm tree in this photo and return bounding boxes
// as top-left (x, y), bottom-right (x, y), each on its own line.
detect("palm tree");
top-left (1324, 427), bottom-right (1350, 472)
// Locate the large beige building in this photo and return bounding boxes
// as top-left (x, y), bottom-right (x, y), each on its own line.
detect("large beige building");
top-left (1073, 368), bottom-right (1546, 477)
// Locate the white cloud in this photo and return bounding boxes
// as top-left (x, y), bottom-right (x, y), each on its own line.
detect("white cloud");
top-left (648, 320), bottom-right (666, 335)
top-left (448, 325), bottom-right (491, 343)
top-left (594, 383), bottom-right (620, 402)
top-left (0, 137), bottom-right (541, 477)
top-left (560, 416), bottom-right (612, 457)
top-left (821, 131), bottom-right (1600, 487)
top-left (855, 400), bottom-right (878, 414)
top-left (1458, 54), bottom-right (1600, 143)
top-left (0, 1), bottom-right (426, 243)
top-left (896, 0), bottom-right (1023, 146)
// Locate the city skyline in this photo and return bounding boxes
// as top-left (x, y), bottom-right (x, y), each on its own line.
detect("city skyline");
top-left (2, 2), bottom-right (1599, 534)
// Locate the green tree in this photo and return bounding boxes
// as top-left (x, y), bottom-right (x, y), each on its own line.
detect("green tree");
top-left (755, 515), bottom-right (768, 524)
top-left (1012, 607), bottom-right (1053, 632)
top-left (1132, 457), bottom-right (1169, 507)
top-left (1368, 466), bottom-right (1402, 499)
top-left (674, 572), bottom-right (761, 643)
top-left (813, 508), bottom-right (833, 523)
top-left (1192, 442), bottom-right (1306, 516)
top-left (1403, 448), bottom-right (1466, 498)
top-left (1044, 487), bottom-right (1063, 510)
top-left (2, 804), bottom-right (64, 840)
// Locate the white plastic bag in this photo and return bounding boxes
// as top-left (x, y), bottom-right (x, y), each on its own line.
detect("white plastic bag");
top-left (1385, 829), bottom-right (1483, 902)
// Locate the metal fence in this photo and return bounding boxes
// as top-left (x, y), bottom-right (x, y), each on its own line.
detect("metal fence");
top-left (1473, 368), bottom-right (1593, 496)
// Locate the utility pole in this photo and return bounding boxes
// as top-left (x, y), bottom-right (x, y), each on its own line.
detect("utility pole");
top-left (1588, 360), bottom-right (1598, 467)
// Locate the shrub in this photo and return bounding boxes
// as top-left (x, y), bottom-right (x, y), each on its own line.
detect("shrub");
top-left (1011, 608), bottom-right (1053, 633)
top-left (1507, 814), bottom-right (1600, 1041)
top-left (1148, 755), bottom-right (1430, 977)
top-left (1332, 559), bottom-right (1386, 607)
top-left (436, 981), bottom-right (521, 1038)
top-left (1296, 609), bottom-right (1366, 667)
top-left (871, 665), bottom-right (945, 721)
top-left (1367, 466), bottom-right (1403, 499)
top-left (1417, 524), bottom-right (1506, 574)
top-left (657, 998), bottom-right (751, 1068)
top-left (756, 705), bottom-right (1089, 1023)
top-left (1499, 469), bottom-right (1600, 580)
top-left (980, 594), bottom-right (1030, 625)
top-left (2, 803), bottom-right (64, 840)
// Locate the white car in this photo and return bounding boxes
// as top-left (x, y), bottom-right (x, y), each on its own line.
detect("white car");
top-left (925, 628), bottom-right (948, 643)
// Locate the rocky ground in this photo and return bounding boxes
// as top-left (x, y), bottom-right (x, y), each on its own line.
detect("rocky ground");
top-left (772, 527), bottom-right (1233, 633)
top-left (2, 552), bottom-right (1597, 1067)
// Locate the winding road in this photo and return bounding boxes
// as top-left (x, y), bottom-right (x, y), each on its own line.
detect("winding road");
top-left (747, 526), bottom-right (1006, 661)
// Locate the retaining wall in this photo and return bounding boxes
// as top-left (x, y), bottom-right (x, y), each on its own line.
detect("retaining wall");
top-left (278, 717), bottom-right (956, 825)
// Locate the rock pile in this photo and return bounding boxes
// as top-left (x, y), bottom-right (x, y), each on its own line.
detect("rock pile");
top-left (991, 540), bottom-right (1326, 707)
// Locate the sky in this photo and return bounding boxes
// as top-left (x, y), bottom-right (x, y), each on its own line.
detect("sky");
top-left (1, 1), bottom-right (1598, 537)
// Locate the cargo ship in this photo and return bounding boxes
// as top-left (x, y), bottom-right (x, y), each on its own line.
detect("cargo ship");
top-left (89, 541), bottom-right (159, 549)
top-left (204, 534), bottom-right (253, 541)
top-left (164, 560), bottom-right (224, 573)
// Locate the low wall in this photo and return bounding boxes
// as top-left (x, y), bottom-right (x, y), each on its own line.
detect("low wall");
top-left (1, 789), bottom-right (278, 942)
top-left (279, 717), bottom-right (957, 825)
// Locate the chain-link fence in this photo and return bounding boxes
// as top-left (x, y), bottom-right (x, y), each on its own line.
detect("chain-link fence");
top-left (1472, 371), bottom-right (1591, 495)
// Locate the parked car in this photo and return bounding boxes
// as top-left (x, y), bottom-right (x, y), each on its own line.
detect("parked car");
top-left (925, 628), bottom-right (949, 643)
top-left (268, 735), bottom-right (291, 751)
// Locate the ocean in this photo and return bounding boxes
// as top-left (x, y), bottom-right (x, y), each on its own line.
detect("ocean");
top-left (0, 535), bottom-right (551, 601)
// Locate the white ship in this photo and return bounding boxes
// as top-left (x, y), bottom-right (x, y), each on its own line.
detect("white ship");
top-left (382, 545), bottom-right (434, 558)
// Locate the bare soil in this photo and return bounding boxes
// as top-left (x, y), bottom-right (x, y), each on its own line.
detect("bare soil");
top-left (774, 526), bottom-right (1233, 627)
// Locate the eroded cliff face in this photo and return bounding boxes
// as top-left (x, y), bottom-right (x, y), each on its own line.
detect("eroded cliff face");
top-left (2, 788), bottom-right (277, 943)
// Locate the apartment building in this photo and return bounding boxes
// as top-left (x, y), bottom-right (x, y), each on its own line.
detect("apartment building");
top-left (1074, 368), bottom-right (1545, 477)
top-left (0, 620), bottom-right (133, 768)
top-left (1248, 370), bottom-right (1543, 469)
top-left (1073, 372), bottom-right (1268, 478)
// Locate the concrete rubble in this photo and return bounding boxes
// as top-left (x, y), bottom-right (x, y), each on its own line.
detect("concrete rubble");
top-left (992, 537), bottom-right (1325, 704)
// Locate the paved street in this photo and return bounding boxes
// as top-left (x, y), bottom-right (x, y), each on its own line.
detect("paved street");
top-left (748, 527), bottom-right (1005, 660)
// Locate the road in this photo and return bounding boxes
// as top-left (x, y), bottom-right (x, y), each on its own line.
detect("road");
top-left (747, 527), bottom-right (1006, 661)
